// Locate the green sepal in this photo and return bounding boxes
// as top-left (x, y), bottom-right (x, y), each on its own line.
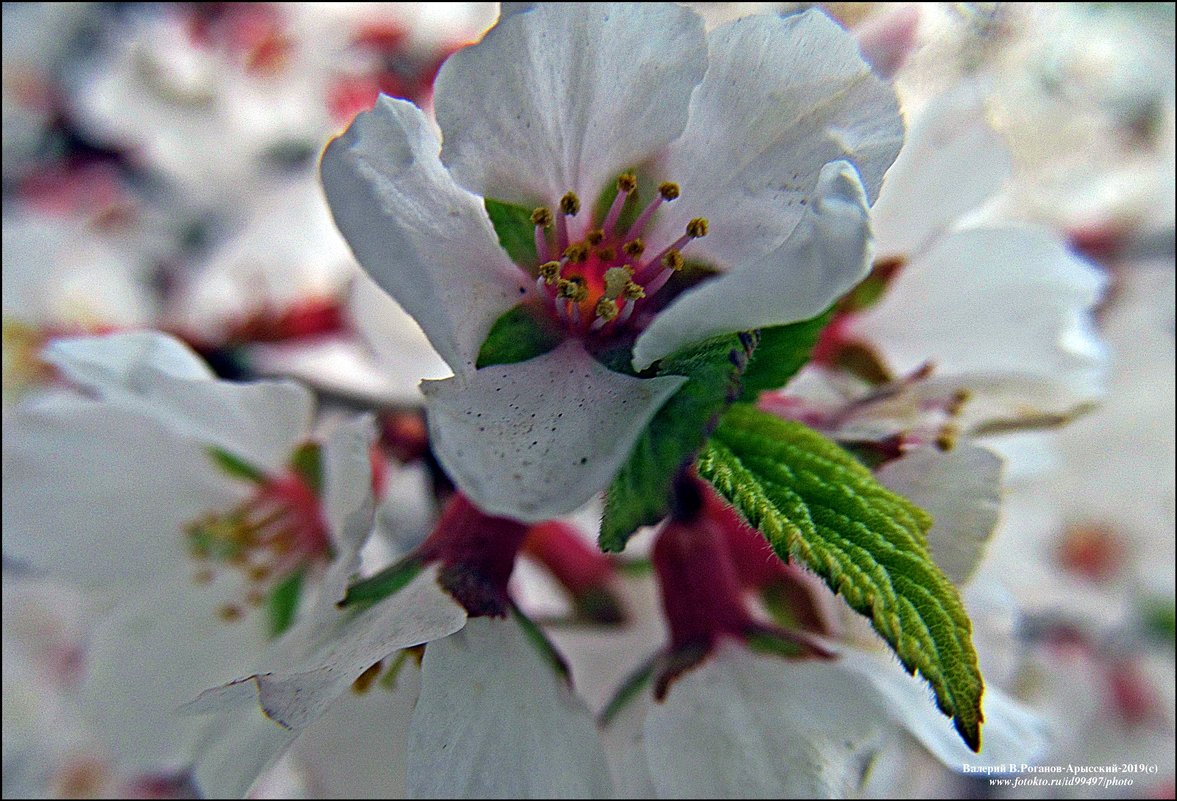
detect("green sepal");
top-left (510, 603), bottom-right (571, 681)
top-left (267, 567), bottom-right (305, 638)
top-left (696, 403), bottom-right (984, 752)
top-left (339, 557), bottom-right (424, 610)
top-left (599, 332), bottom-right (753, 552)
top-left (485, 198), bottom-right (538, 269)
top-left (288, 442), bottom-right (323, 497)
top-left (739, 308), bottom-right (834, 401)
top-left (206, 446), bottom-right (267, 485)
top-left (835, 256), bottom-right (906, 314)
top-left (598, 654), bottom-right (658, 726)
top-left (476, 304), bottom-right (563, 369)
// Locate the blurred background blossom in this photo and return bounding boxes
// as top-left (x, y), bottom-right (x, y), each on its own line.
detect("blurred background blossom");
top-left (2, 3), bottom-right (1173, 799)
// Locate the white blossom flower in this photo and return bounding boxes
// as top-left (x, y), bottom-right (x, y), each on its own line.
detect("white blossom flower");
top-left (1, 330), bottom-right (376, 786)
top-left (322, 3), bottom-right (903, 522)
top-left (185, 493), bottom-right (611, 798)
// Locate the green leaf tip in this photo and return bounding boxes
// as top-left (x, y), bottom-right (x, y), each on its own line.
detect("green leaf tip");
top-left (697, 403), bottom-right (984, 752)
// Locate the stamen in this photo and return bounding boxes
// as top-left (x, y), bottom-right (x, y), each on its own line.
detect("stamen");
top-left (563, 243), bottom-right (590, 264)
top-left (559, 192), bottom-right (581, 216)
top-left (686, 217), bottom-right (708, 238)
top-left (623, 281), bottom-right (646, 301)
top-left (557, 277), bottom-right (588, 304)
top-left (530, 207), bottom-right (553, 227)
top-left (586, 229), bottom-right (605, 246)
top-left (557, 193), bottom-right (579, 253)
top-left (638, 219), bottom-right (708, 282)
top-left (603, 173), bottom-right (637, 234)
top-left (539, 260), bottom-right (562, 286)
top-left (622, 239), bottom-right (645, 258)
top-left (615, 298), bottom-right (636, 326)
top-left (644, 266), bottom-right (677, 298)
top-left (594, 297), bottom-right (619, 323)
top-left (630, 182), bottom-right (680, 236)
top-left (596, 246), bottom-right (616, 262)
top-left (642, 250), bottom-right (687, 298)
top-left (532, 207), bottom-right (553, 262)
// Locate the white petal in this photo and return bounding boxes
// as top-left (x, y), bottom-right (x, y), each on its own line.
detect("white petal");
top-left (870, 84), bottom-right (1013, 258)
top-left (2, 399), bottom-right (238, 585)
top-left (79, 567), bottom-right (270, 772)
top-left (643, 643), bottom-right (888, 798)
top-left (290, 664), bottom-right (422, 799)
top-left (44, 331), bottom-right (316, 473)
top-left (319, 414), bottom-right (377, 552)
top-left (633, 161), bottom-right (870, 371)
top-left (836, 649), bottom-right (1049, 770)
top-left (875, 444), bottom-right (1003, 585)
top-left (406, 616), bottom-right (612, 798)
top-left (422, 341), bottom-right (686, 522)
top-left (648, 9), bottom-right (902, 269)
top-left (434, 3), bottom-right (707, 205)
top-left (600, 672), bottom-right (659, 797)
top-left (184, 566), bottom-right (465, 731)
top-left (851, 225), bottom-right (1109, 406)
top-left (191, 705), bottom-right (299, 799)
top-left (321, 97), bottom-right (529, 374)
top-left (44, 330), bottom-right (212, 385)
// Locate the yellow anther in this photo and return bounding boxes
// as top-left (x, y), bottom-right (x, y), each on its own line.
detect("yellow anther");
top-left (658, 182), bottom-right (680, 200)
top-left (617, 173), bottom-right (637, 193)
top-left (948, 388), bottom-right (972, 416)
top-left (622, 239), bottom-right (645, 257)
top-left (623, 281), bottom-right (646, 301)
top-left (935, 424), bottom-right (959, 452)
top-left (586, 229), bottom-right (605, 245)
top-left (563, 243), bottom-right (589, 263)
top-left (596, 246), bottom-right (616, 262)
top-left (686, 217), bottom-right (709, 238)
top-left (539, 260), bottom-right (562, 284)
top-left (603, 267), bottom-right (632, 299)
top-left (662, 250), bottom-right (685, 271)
top-left (531, 207), bottom-right (553, 227)
top-left (595, 297), bottom-right (619, 322)
top-left (557, 277), bottom-right (589, 303)
top-left (559, 192), bottom-right (581, 216)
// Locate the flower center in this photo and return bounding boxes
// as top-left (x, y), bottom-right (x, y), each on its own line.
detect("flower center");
top-left (530, 174), bottom-right (708, 336)
top-left (184, 443), bottom-right (331, 621)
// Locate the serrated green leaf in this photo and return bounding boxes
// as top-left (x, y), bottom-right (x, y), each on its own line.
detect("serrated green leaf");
top-left (739, 308), bottom-right (834, 401)
top-left (206, 446), bottom-right (267, 484)
top-left (475, 304), bottom-right (563, 368)
top-left (485, 198), bottom-right (538, 269)
top-left (267, 567), bottom-right (305, 638)
top-left (696, 403), bottom-right (984, 751)
top-left (600, 332), bottom-right (753, 552)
